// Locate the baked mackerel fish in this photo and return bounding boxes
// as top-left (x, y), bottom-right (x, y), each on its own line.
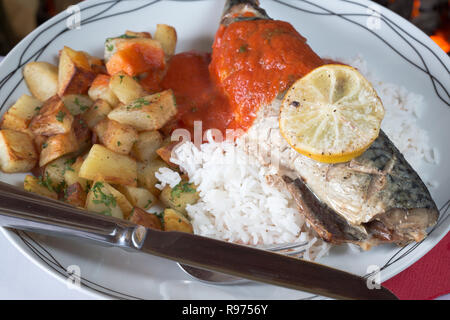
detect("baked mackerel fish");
top-left (213, 0), bottom-right (439, 249)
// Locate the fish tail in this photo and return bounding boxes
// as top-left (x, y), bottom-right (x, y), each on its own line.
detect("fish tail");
top-left (221, 0), bottom-right (271, 25)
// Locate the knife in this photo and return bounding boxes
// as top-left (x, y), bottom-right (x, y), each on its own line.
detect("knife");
top-left (0, 182), bottom-right (397, 300)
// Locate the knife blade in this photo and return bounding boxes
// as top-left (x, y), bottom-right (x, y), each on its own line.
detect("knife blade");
top-left (0, 182), bottom-right (397, 300)
top-left (137, 227), bottom-right (397, 300)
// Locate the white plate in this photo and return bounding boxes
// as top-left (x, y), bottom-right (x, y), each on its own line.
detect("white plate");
top-left (0, 0), bottom-right (449, 300)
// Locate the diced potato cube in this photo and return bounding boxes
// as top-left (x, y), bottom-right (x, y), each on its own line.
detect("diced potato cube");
top-left (104, 37), bottom-right (124, 63)
top-left (114, 185), bottom-right (156, 210)
top-left (137, 159), bottom-right (168, 196)
top-left (156, 141), bottom-right (179, 167)
top-left (107, 185), bottom-right (134, 219)
top-left (82, 99), bottom-right (112, 129)
top-left (159, 181), bottom-right (199, 216)
top-left (82, 52), bottom-right (106, 74)
top-left (107, 90), bottom-right (177, 131)
top-left (62, 94), bottom-right (93, 115)
top-left (58, 46), bottom-right (96, 96)
top-left (0, 129), bottom-right (38, 173)
top-left (79, 144), bottom-right (137, 186)
top-left (33, 135), bottom-right (47, 151)
top-left (39, 130), bottom-right (79, 167)
top-left (88, 74), bottom-right (119, 107)
top-left (64, 156), bottom-right (90, 191)
top-left (105, 38), bottom-right (165, 76)
top-left (73, 115), bottom-right (92, 152)
top-left (29, 95), bottom-right (74, 136)
top-left (43, 155), bottom-right (75, 190)
top-left (125, 31), bottom-right (152, 39)
top-left (0, 94), bottom-right (42, 133)
top-left (23, 62), bottom-right (59, 101)
top-left (93, 119), bottom-right (138, 155)
top-left (65, 182), bottom-right (87, 208)
top-left (154, 24), bottom-right (177, 57)
top-left (129, 207), bottom-right (162, 230)
top-left (109, 72), bottom-right (146, 105)
top-left (86, 180), bottom-right (123, 219)
top-left (23, 175), bottom-right (58, 200)
top-left (163, 208), bottom-right (193, 233)
top-left (132, 130), bottom-right (163, 162)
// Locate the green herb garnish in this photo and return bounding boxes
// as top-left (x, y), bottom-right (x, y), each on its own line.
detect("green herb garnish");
top-left (38, 173), bottom-right (54, 192)
top-left (118, 34), bottom-right (138, 39)
top-left (56, 111), bottom-right (66, 122)
top-left (91, 182), bottom-right (117, 211)
top-left (54, 180), bottom-right (67, 194)
top-left (63, 158), bottom-right (76, 174)
top-left (171, 182), bottom-right (196, 199)
top-left (119, 75), bottom-right (124, 84)
top-left (239, 44), bottom-right (248, 53)
top-left (42, 142), bottom-right (48, 149)
top-left (127, 98), bottom-right (151, 110)
top-left (106, 43), bottom-right (114, 52)
top-left (144, 199), bottom-right (152, 209)
top-left (155, 211), bottom-right (165, 227)
top-left (74, 98), bottom-right (89, 112)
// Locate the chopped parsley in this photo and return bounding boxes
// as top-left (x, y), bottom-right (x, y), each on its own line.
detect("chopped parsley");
top-left (106, 43), bottom-right (114, 52)
top-left (56, 111), bottom-right (66, 122)
top-left (54, 180), bottom-right (67, 194)
top-left (78, 118), bottom-right (87, 128)
top-left (35, 106), bottom-right (41, 112)
top-left (38, 173), bottom-right (54, 192)
top-left (239, 44), bottom-right (248, 53)
top-left (144, 199), bottom-right (153, 209)
top-left (42, 142), bottom-right (48, 149)
top-left (38, 172), bottom-right (66, 195)
top-left (91, 182), bottom-right (117, 215)
top-left (117, 141), bottom-right (122, 146)
top-left (117, 34), bottom-right (138, 39)
top-left (155, 211), bottom-right (165, 228)
top-left (171, 182), bottom-right (196, 199)
top-left (119, 75), bottom-right (124, 84)
top-left (63, 158), bottom-right (76, 174)
top-left (127, 98), bottom-right (151, 110)
top-left (74, 97), bottom-right (89, 112)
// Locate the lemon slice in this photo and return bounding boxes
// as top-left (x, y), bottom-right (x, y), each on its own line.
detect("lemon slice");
top-left (280, 64), bottom-right (385, 163)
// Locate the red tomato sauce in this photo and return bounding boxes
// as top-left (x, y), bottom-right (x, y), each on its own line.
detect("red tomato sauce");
top-left (160, 52), bottom-right (233, 135)
top-left (209, 19), bottom-right (324, 131)
top-left (160, 19), bottom-right (324, 136)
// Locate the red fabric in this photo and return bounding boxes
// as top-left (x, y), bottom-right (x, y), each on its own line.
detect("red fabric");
top-left (383, 232), bottom-right (450, 300)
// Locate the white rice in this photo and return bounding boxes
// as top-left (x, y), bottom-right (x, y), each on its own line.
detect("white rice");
top-left (155, 167), bottom-right (181, 190)
top-left (155, 56), bottom-right (437, 260)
